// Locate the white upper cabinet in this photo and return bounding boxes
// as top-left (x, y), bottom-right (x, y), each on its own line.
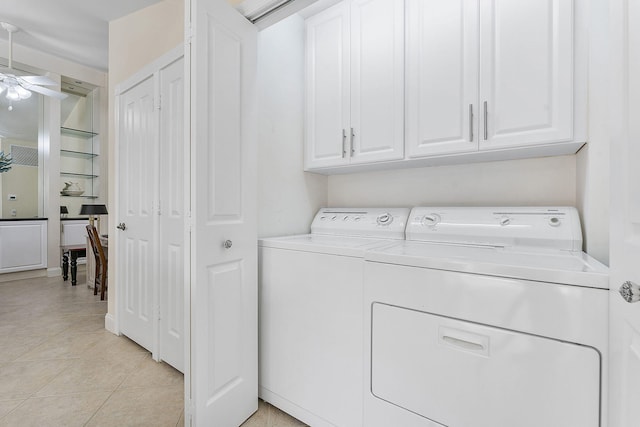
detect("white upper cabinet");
top-left (407, 0), bottom-right (581, 160)
top-left (305, 2), bottom-right (350, 169)
top-left (406, 0), bottom-right (479, 158)
top-left (349, 0), bottom-right (404, 164)
top-left (305, 0), bottom-right (584, 173)
top-left (479, 0), bottom-right (574, 149)
top-left (305, 0), bottom-right (404, 170)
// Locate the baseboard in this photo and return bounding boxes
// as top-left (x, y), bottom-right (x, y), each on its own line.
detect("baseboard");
top-left (47, 267), bottom-right (62, 277)
top-left (105, 313), bottom-right (118, 335)
top-left (0, 269), bottom-right (47, 283)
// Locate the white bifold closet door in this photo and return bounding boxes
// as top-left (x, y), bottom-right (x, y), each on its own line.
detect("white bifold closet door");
top-left (188, 0), bottom-right (258, 424)
top-left (116, 50), bottom-right (185, 373)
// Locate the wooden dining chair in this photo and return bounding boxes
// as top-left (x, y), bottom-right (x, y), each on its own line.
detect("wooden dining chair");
top-left (86, 225), bottom-right (108, 300)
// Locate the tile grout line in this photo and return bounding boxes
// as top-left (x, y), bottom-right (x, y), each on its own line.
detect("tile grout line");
top-left (81, 387), bottom-right (119, 427)
top-left (0, 398), bottom-right (27, 422)
top-left (82, 351), bottom-right (151, 426)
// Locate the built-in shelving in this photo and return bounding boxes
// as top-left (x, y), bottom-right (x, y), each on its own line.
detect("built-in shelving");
top-left (60, 87), bottom-right (100, 215)
top-left (60, 194), bottom-right (99, 199)
top-left (60, 172), bottom-right (99, 179)
top-left (60, 149), bottom-right (98, 159)
top-left (61, 127), bottom-right (98, 139)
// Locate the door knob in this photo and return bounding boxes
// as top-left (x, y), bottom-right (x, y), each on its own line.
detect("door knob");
top-left (116, 222), bottom-right (127, 231)
top-left (619, 281), bottom-right (640, 303)
top-left (223, 240), bottom-right (233, 249)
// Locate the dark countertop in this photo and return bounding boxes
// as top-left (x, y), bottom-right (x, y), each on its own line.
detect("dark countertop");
top-left (61, 217), bottom-right (90, 221)
top-left (0, 218), bottom-right (48, 222)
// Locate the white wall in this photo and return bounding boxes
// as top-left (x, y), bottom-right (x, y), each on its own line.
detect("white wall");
top-left (328, 155), bottom-right (577, 208)
top-left (108, 0), bottom-right (184, 316)
top-left (576, 0), bottom-right (610, 266)
top-left (0, 137), bottom-right (39, 218)
top-left (257, 14), bottom-right (328, 237)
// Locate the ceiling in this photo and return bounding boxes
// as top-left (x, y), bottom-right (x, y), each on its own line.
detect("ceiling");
top-left (0, 0), bottom-right (164, 72)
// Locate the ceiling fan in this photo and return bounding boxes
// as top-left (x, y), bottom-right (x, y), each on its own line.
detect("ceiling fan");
top-left (0, 21), bottom-right (67, 102)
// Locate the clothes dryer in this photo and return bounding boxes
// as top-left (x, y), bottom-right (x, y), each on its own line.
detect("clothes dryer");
top-left (259, 207), bottom-right (410, 427)
top-left (363, 207), bottom-right (609, 427)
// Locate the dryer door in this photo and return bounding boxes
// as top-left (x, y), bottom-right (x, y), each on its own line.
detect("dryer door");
top-left (370, 303), bottom-right (600, 427)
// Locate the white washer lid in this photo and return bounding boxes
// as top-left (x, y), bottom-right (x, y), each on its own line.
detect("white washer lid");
top-left (407, 207), bottom-right (583, 251)
top-left (259, 234), bottom-right (399, 258)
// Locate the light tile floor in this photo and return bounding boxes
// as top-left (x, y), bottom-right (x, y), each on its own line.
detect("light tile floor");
top-left (0, 272), bottom-right (305, 427)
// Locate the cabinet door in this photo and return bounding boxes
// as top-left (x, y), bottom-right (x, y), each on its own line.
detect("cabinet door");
top-left (305, 2), bottom-right (351, 169)
top-left (479, 0), bottom-right (573, 150)
top-left (350, 0), bottom-right (404, 164)
top-left (406, 0), bottom-right (479, 158)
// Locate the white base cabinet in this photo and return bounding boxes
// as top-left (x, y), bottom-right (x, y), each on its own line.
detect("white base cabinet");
top-left (0, 220), bottom-right (47, 273)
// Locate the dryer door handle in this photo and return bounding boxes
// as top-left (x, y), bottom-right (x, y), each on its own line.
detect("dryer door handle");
top-left (439, 326), bottom-right (490, 357)
top-left (442, 335), bottom-right (485, 351)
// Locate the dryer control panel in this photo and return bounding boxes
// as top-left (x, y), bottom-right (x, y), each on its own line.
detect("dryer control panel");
top-left (311, 208), bottom-right (410, 240)
top-left (406, 207), bottom-right (583, 251)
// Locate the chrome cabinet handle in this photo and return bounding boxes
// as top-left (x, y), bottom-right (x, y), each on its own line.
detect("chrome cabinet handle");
top-left (223, 240), bottom-right (233, 249)
top-left (619, 281), bottom-right (640, 303)
top-left (342, 129), bottom-right (347, 158)
top-left (483, 101), bottom-right (488, 140)
top-left (116, 222), bottom-right (126, 231)
top-left (350, 127), bottom-right (355, 156)
top-left (469, 104), bottom-right (474, 142)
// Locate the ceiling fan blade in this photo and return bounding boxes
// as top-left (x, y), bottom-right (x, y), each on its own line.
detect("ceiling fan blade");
top-left (19, 75), bottom-right (57, 86)
top-left (22, 83), bottom-right (68, 100)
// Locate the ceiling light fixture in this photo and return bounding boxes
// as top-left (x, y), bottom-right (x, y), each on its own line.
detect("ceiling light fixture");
top-left (0, 21), bottom-right (66, 106)
top-left (0, 22), bottom-right (32, 103)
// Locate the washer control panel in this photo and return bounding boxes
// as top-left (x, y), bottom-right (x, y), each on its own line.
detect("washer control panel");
top-left (312, 208), bottom-right (410, 239)
top-left (406, 207), bottom-right (583, 251)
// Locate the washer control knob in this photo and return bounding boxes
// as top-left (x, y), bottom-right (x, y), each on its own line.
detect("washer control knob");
top-left (499, 216), bottom-right (511, 226)
top-left (549, 217), bottom-right (561, 227)
top-left (330, 215), bottom-right (337, 221)
top-left (422, 214), bottom-right (441, 227)
top-left (376, 213), bottom-right (393, 226)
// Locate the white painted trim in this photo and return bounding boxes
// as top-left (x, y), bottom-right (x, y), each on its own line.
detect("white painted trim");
top-left (306, 140), bottom-right (586, 175)
top-left (104, 313), bottom-right (118, 335)
top-left (0, 268), bottom-right (46, 283)
top-left (252, 0), bottom-right (332, 29)
top-left (183, 1), bottom-right (193, 424)
top-left (236, 0), bottom-right (283, 17)
top-left (114, 45), bottom-right (184, 96)
top-left (47, 267), bottom-right (62, 277)
top-left (0, 40), bottom-right (106, 87)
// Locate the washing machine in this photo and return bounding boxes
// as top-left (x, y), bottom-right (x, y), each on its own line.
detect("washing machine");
top-left (259, 207), bottom-right (410, 427)
top-left (363, 207), bottom-right (609, 427)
